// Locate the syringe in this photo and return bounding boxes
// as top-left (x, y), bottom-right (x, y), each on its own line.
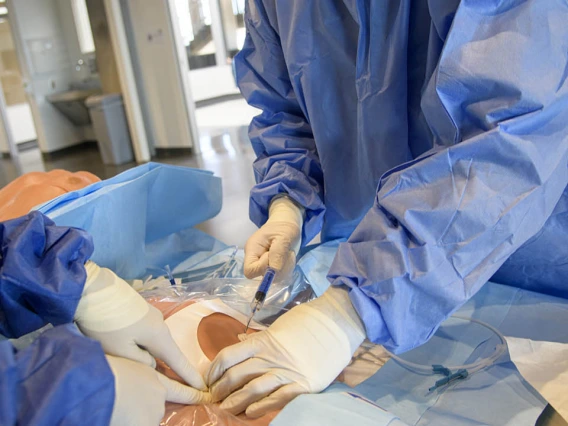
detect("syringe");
top-left (244, 267), bottom-right (277, 332)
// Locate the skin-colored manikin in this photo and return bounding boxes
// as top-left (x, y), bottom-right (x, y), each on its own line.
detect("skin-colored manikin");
top-left (153, 300), bottom-right (279, 426)
top-left (0, 170), bottom-right (100, 221)
top-left (198, 312), bottom-right (257, 361)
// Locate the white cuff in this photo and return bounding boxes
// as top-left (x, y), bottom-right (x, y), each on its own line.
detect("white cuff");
top-left (309, 286), bottom-right (367, 354)
top-left (268, 196), bottom-right (305, 226)
top-left (75, 265), bottom-right (149, 332)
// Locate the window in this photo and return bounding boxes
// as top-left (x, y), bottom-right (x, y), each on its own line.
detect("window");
top-left (175, 0), bottom-right (194, 46)
top-left (71, 0), bottom-right (95, 54)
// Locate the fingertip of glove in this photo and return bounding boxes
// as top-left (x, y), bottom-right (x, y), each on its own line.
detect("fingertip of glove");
top-left (199, 391), bottom-right (213, 405)
top-left (219, 399), bottom-right (231, 410)
top-left (219, 399), bottom-right (243, 416)
top-left (181, 365), bottom-right (207, 391)
top-left (209, 381), bottom-right (225, 403)
top-left (205, 364), bottom-right (220, 388)
top-left (245, 403), bottom-right (266, 419)
top-left (243, 267), bottom-right (262, 279)
top-left (244, 260), bottom-right (268, 279)
top-left (192, 377), bottom-right (207, 392)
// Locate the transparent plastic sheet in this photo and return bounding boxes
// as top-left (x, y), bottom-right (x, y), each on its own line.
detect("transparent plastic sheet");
top-left (142, 281), bottom-right (302, 426)
top-left (142, 265), bottom-right (316, 324)
top-left (133, 246), bottom-right (241, 291)
top-left (168, 246), bottom-right (244, 281)
top-left (161, 404), bottom-right (254, 426)
top-left (142, 276), bottom-right (389, 426)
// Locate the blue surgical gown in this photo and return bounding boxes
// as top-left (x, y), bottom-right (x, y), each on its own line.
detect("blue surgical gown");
top-left (0, 212), bottom-right (114, 425)
top-left (238, 0), bottom-right (568, 352)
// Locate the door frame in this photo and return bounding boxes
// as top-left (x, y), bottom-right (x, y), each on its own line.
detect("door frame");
top-left (0, 78), bottom-right (22, 174)
top-left (102, 0), bottom-right (150, 162)
top-left (165, 0), bottom-right (201, 153)
top-left (7, 0), bottom-right (151, 163)
top-left (5, 0), bottom-right (50, 154)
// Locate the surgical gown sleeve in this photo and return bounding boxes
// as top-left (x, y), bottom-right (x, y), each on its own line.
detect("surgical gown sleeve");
top-left (0, 211), bottom-right (94, 338)
top-left (328, 2), bottom-right (568, 353)
top-left (0, 324), bottom-right (114, 426)
top-left (235, 0), bottom-right (325, 242)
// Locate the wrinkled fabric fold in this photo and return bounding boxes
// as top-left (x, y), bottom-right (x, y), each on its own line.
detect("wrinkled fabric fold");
top-left (37, 163), bottom-right (223, 279)
top-left (238, 0), bottom-right (568, 353)
top-left (0, 325), bottom-right (114, 426)
top-left (328, 0), bottom-right (568, 352)
top-left (0, 212), bottom-right (93, 338)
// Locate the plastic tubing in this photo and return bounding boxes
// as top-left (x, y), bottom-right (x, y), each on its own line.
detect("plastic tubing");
top-left (379, 316), bottom-right (508, 376)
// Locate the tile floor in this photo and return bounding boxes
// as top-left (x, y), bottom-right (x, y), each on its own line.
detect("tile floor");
top-left (0, 98), bottom-right (261, 247)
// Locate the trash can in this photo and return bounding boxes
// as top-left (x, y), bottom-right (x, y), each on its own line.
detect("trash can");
top-left (86, 93), bottom-right (134, 165)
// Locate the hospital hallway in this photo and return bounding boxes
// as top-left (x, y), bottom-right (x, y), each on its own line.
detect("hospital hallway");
top-left (0, 98), bottom-right (260, 248)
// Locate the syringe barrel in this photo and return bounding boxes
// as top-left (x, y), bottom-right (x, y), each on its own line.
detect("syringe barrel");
top-left (257, 267), bottom-right (276, 294)
top-left (250, 267), bottom-right (277, 313)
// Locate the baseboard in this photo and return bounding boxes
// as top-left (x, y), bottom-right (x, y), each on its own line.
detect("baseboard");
top-left (41, 141), bottom-right (98, 161)
top-left (18, 139), bottom-right (39, 152)
top-left (0, 139), bottom-right (40, 158)
top-left (154, 147), bottom-right (193, 158)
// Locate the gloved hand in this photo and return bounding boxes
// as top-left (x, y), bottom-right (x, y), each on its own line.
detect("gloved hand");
top-left (106, 355), bottom-right (212, 426)
top-left (244, 196), bottom-right (304, 279)
top-left (206, 286), bottom-right (366, 418)
top-left (75, 262), bottom-right (206, 391)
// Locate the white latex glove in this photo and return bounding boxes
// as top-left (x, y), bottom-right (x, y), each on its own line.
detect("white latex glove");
top-left (244, 196), bottom-right (304, 279)
top-left (206, 286), bottom-right (366, 418)
top-left (75, 262), bottom-right (206, 391)
top-left (106, 355), bottom-right (212, 426)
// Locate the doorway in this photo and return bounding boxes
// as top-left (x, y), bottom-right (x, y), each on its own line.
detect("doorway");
top-left (0, 6), bottom-right (38, 156)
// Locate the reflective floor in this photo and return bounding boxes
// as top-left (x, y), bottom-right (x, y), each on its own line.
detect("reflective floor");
top-left (0, 99), bottom-right (260, 247)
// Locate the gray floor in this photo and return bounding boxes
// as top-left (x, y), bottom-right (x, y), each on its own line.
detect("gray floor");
top-left (0, 124), bottom-right (259, 248)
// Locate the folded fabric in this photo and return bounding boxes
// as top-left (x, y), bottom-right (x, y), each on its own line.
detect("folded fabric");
top-left (37, 163), bottom-right (223, 279)
top-left (271, 392), bottom-right (407, 426)
top-left (506, 337), bottom-right (568, 422)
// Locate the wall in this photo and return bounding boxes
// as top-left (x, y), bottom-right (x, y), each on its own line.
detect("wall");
top-left (0, 20), bottom-right (26, 105)
top-left (0, 18), bottom-right (37, 152)
top-left (6, 103), bottom-right (36, 143)
top-left (57, 0), bottom-right (120, 141)
top-left (55, 0), bottom-right (97, 84)
top-left (120, 0), bottom-right (155, 154)
top-left (219, 0), bottom-right (238, 51)
top-left (8, 0), bottom-right (84, 152)
top-left (0, 84), bottom-right (15, 156)
top-left (86, 0), bottom-right (121, 94)
top-left (55, 0), bottom-right (98, 142)
top-left (122, 0), bottom-right (193, 149)
top-left (189, 64), bottom-right (238, 102)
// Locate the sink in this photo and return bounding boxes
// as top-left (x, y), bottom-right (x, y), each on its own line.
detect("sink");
top-left (47, 89), bottom-right (102, 126)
